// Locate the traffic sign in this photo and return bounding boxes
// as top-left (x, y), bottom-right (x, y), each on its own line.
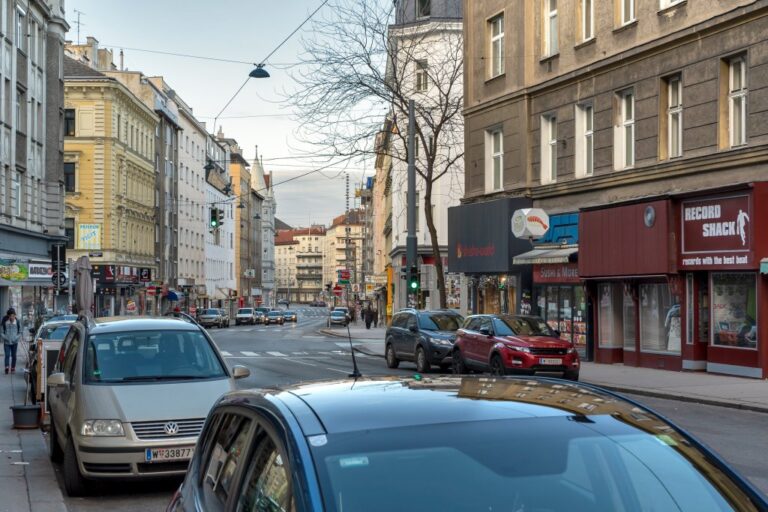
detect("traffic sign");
top-left (332, 285), bottom-right (343, 297)
top-left (51, 272), bottom-right (67, 287)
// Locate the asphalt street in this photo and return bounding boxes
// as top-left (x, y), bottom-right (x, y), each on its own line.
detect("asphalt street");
top-left (57, 307), bottom-right (768, 511)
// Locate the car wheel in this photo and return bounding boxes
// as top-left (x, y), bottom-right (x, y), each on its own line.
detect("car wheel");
top-left (385, 343), bottom-right (400, 369)
top-left (63, 437), bottom-right (88, 497)
top-left (490, 354), bottom-right (506, 376)
top-left (415, 346), bottom-right (430, 373)
top-left (48, 415), bottom-right (63, 463)
top-left (452, 349), bottom-right (468, 375)
top-left (564, 370), bottom-right (579, 381)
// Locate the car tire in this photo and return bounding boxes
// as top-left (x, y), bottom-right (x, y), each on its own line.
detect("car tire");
top-left (415, 346), bottom-right (430, 373)
top-left (490, 354), bottom-right (507, 377)
top-left (385, 343), bottom-right (400, 369)
top-left (452, 349), bottom-right (468, 375)
top-left (564, 370), bottom-right (579, 381)
top-left (63, 437), bottom-right (88, 497)
top-left (48, 415), bottom-right (64, 463)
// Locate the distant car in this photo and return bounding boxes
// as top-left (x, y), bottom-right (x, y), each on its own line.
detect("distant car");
top-left (317, 300), bottom-right (327, 307)
top-left (265, 311), bottom-right (285, 325)
top-left (328, 310), bottom-right (348, 327)
top-left (168, 376), bottom-right (768, 512)
top-left (277, 299), bottom-right (290, 306)
top-left (452, 315), bottom-right (580, 380)
top-left (235, 308), bottom-right (257, 326)
top-left (385, 309), bottom-right (464, 373)
top-left (197, 309), bottom-right (224, 328)
top-left (47, 316), bottom-right (250, 496)
top-left (217, 309), bottom-right (230, 328)
top-left (333, 306), bottom-right (351, 322)
top-left (254, 307), bottom-right (270, 324)
top-left (282, 310), bottom-right (297, 323)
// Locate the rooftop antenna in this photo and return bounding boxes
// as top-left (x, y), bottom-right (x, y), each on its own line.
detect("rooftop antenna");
top-left (72, 9), bottom-right (85, 45)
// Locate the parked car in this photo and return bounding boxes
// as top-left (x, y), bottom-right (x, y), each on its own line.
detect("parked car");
top-left (217, 309), bottom-right (230, 328)
top-left (196, 309), bottom-right (224, 328)
top-left (452, 315), bottom-right (580, 380)
top-left (385, 309), bottom-right (464, 373)
top-left (265, 310), bottom-right (285, 325)
top-left (26, 320), bottom-right (76, 404)
top-left (277, 299), bottom-right (290, 306)
top-left (47, 314), bottom-right (78, 323)
top-left (235, 308), bottom-right (258, 326)
top-left (333, 306), bottom-right (351, 322)
top-left (282, 310), bottom-right (297, 323)
top-left (167, 376), bottom-right (768, 512)
top-left (47, 317), bottom-right (250, 496)
top-left (328, 310), bottom-right (348, 327)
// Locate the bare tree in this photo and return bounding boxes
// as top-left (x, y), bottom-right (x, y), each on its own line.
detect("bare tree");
top-left (290, 0), bottom-right (464, 308)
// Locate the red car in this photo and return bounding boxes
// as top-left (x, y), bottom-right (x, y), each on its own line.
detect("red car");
top-left (452, 315), bottom-right (580, 380)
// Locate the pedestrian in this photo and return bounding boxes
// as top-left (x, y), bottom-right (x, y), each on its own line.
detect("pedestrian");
top-left (373, 305), bottom-right (379, 328)
top-left (1, 308), bottom-right (22, 374)
top-left (364, 304), bottom-right (373, 330)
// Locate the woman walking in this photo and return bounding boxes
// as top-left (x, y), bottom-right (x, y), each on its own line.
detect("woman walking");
top-left (1, 308), bottom-right (22, 374)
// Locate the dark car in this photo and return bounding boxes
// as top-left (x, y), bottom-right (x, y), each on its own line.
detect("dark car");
top-left (282, 310), bottom-right (297, 323)
top-left (385, 309), bottom-right (464, 373)
top-left (453, 315), bottom-right (580, 380)
top-left (265, 310), bottom-right (285, 325)
top-left (167, 376), bottom-right (768, 512)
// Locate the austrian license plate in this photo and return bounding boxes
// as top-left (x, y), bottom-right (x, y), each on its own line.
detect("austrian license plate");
top-left (145, 447), bottom-right (194, 462)
top-left (539, 358), bottom-right (562, 365)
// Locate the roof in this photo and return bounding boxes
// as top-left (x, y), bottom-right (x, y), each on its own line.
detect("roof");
top-left (275, 230), bottom-right (299, 245)
top-left (64, 56), bottom-right (109, 79)
top-left (85, 316), bottom-right (200, 334)
top-left (274, 218), bottom-right (292, 231)
top-left (330, 209), bottom-right (365, 228)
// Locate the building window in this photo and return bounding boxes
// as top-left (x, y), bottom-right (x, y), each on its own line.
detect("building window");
top-left (729, 56), bottom-right (747, 147)
top-left (11, 171), bottom-right (20, 217)
top-left (489, 14), bottom-right (504, 78)
top-left (620, 0), bottom-right (635, 25)
top-left (14, 8), bottom-right (24, 49)
top-left (581, 0), bottom-right (593, 41)
top-left (639, 283), bottom-right (679, 354)
top-left (63, 162), bottom-right (75, 192)
top-left (615, 90), bottom-right (635, 169)
top-left (415, 60), bottom-right (428, 92)
top-left (543, 0), bottom-right (558, 57)
top-left (65, 218), bottom-right (75, 249)
top-left (712, 273), bottom-right (757, 349)
top-left (416, 0), bottom-right (430, 18)
top-left (540, 115), bottom-right (557, 184)
top-left (485, 128), bottom-right (503, 192)
top-left (597, 283), bottom-right (623, 348)
top-left (667, 76), bottom-right (683, 158)
top-left (64, 109), bottom-right (75, 136)
top-left (575, 104), bottom-right (594, 177)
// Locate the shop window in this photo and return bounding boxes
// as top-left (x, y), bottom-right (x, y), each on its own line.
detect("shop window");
top-left (711, 273), bottom-right (757, 349)
top-left (598, 283), bottom-right (623, 348)
top-left (622, 286), bottom-right (636, 351)
top-left (697, 274), bottom-right (709, 343)
top-left (639, 283), bottom-right (679, 354)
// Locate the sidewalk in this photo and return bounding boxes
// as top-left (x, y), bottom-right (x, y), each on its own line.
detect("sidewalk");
top-left (351, 339), bottom-right (768, 413)
top-left (319, 322), bottom-right (386, 340)
top-left (0, 348), bottom-right (67, 512)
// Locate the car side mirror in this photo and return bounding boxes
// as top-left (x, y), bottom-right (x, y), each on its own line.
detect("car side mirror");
top-left (232, 365), bottom-right (250, 380)
top-left (479, 327), bottom-right (493, 337)
top-left (408, 325), bottom-right (418, 333)
top-left (48, 372), bottom-right (67, 387)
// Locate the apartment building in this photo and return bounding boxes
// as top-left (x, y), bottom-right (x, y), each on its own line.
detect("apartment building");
top-left (323, 210), bottom-right (365, 301)
top-left (459, 0), bottom-right (768, 377)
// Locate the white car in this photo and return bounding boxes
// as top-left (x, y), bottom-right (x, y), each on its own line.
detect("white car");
top-left (235, 308), bottom-right (258, 325)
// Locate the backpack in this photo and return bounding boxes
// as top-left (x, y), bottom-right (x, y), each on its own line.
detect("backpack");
top-left (0, 315), bottom-right (6, 334)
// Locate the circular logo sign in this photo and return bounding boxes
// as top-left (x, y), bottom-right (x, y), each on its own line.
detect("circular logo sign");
top-left (164, 422), bottom-right (179, 435)
top-left (511, 210), bottom-right (527, 238)
top-left (644, 206), bottom-right (656, 228)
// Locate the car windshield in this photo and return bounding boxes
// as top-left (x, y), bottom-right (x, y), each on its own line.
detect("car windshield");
top-left (83, 330), bottom-right (227, 383)
top-left (331, 311), bottom-right (345, 317)
top-left (39, 324), bottom-right (71, 340)
top-left (311, 416), bottom-right (744, 512)
top-left (284, 311), bottom-right (295, 315)
top-left (201, 309), bottom-right (219, 315)
top-left (268, 312), bottom-right (281, 317)
top-left (238, 309), bottom-right (253, 314)
top-left (419, 313), bottom-right (463, 331)
top-left (494, 316), bottom-right (555, 337)
top-left (49, 315), bottom-right (77, 322)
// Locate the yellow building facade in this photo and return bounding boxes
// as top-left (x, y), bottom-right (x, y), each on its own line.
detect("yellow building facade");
top-left (64, 57), bottom-right (159, 315)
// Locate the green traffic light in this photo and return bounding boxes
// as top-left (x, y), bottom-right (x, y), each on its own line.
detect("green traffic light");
top-left (410, 280), bottom-right (418, 290)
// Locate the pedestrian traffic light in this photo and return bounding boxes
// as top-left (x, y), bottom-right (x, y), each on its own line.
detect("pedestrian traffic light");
top-left (217, 208), bottom-right (225, 227)
top-left (210, 207), bottom-right (219, 228)
top-left (408, 265), bottom-right (419, 293)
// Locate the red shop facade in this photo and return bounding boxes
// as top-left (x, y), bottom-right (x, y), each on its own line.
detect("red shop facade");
top-left (579, 183), bottom-right (768, 378)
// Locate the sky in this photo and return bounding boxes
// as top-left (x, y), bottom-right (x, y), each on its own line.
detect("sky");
top-left (66, 0), bottom-right (371, 228)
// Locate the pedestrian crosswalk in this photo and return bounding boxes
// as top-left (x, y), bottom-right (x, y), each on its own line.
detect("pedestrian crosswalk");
top-left (218, 349), bottom-right (371, 359)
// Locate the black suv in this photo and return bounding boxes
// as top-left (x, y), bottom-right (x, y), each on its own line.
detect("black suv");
top-left (385, 309), bottom-right (464, 373)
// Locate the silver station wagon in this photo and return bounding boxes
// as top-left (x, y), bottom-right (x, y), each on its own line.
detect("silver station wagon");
top-left (46, 316), bottom-right (250, 496)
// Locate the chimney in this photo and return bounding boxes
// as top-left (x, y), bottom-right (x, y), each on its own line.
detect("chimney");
top-left (86, 36), bottom-right (99, 65)
top-left (120, 49), bottom-right (124, 71)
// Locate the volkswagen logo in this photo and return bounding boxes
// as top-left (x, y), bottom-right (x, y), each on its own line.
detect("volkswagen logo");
top-left (164, 422), bottom-right (179, 435)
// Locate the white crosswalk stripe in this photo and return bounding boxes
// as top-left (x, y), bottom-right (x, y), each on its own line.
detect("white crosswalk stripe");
top-left (241, 351), bottom-right (259, 356)
top-left (266, 351), bottom-right (287, 357)
top-left (220, 351), bottom-right (232, 356)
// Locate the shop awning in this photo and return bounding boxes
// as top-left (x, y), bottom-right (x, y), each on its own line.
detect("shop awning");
top-left (761, 258), bottom-right (768, 274)
top-left (513, 246), bottom-right (578, 265)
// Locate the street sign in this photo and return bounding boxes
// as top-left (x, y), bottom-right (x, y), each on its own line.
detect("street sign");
top-left (332, 285), bottom-right (343, 297)
top-left (88, 252), bottom-right (103, 258)
top-left (51, 272), bottom-right (67, 287)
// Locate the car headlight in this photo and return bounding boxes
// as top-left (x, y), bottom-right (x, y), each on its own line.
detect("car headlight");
top-left (429, 337), bottom-right (453, 346)
top-left (505, 345), bottom-right (530, 353)
top-left (567, 346), bottom-right (578, 355)
top-left (81, 420), bottom-right (125, 437)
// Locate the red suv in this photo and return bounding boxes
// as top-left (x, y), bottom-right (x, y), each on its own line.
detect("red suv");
top-left (452, 315), bottom-right (580, 380)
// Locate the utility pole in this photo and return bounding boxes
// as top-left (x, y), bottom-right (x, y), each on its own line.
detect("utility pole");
top-left (345, 173), bottom-right (351, 307)
top-left (67, 258), bottom-right (73, 312)
top-left (406, 99), bottom-right (417, 307)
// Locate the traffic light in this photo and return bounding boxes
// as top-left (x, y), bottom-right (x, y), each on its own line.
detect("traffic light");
top-left (210, 207), bottom-right (220, 229)
top-left (408, 265), bottom-right (419, 293)
top-left (217, 208), bottom-right (225, 227)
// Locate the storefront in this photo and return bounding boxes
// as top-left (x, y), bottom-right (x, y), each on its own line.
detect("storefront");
top-left (448, 198), bottom-right (533, 316)
top-left (93, 265), bottom-right (153, 316)
top-left (1, 258), bottom-right (71, 326)
top-left (677, 184), bottom-right (768, 378)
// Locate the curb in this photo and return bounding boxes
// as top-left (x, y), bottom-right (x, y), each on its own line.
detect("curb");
top-left (354, 344), bottom-right (385, 358)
